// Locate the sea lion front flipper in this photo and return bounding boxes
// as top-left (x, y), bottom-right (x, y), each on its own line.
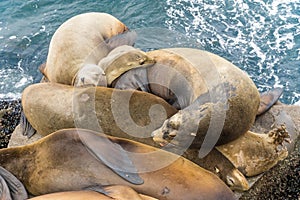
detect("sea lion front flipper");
top-left (0, 167), bottom-right (28, 200)
top-left (257, 87), bottom-right (283, 116)
top-left (0, 174), bottom-right (12, 200)
top-left (78, 130), bottom-right (144, 185)
top-left (106, 30), bottom-right (137, 50)
top-left (20, 112), bottom-right (36, 138)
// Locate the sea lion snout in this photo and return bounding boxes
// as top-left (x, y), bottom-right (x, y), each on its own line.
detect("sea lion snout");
top-left (226, 169), bottom-right (250, 191)
top-left (152, 112), bottom-right (196, 147)
top-left (73, 64), bottom-right (107, 87)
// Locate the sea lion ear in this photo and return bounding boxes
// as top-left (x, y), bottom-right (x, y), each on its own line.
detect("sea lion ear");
top-left (0, 167), bottom-right (28, 200)
top-left (78, 130), bottom-right (144, 185)
top-left (257, 87), bottom-right (284, 116)
top-left (106, 30), bottom-right (137, 50)
top-left (20, 112), bottom-right (37, 138)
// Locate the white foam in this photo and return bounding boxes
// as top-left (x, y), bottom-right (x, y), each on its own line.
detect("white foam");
top-left (9, 35), bottom-right (17, 40)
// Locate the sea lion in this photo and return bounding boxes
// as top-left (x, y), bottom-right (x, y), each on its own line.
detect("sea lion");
top-left (21, 82), bottom-right (177, 146)
top-left (41, 12), bottom-right (137, 85)
top-left (0, 128), bottom-right (235, 200)
top-left (112, 48), bottom-right (260, 150)
top-left (30, 185), bottom-right (157, 200)
top-left (216, 126), bottom-right (289, 176)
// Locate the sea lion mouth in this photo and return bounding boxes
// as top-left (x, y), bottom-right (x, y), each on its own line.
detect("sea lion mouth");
top-left (152, 130), bottom-right (180, 148)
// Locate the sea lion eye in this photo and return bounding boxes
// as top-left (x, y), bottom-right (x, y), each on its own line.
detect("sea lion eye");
top-left (226, 176), bottom-right (235, 186)
top-left (134, 55), bottom-right (140, 60)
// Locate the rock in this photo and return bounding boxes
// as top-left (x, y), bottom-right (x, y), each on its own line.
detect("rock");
top-left (0, 99), bottom-right (22, 148)
top-left (8, 125), bottom-right (42, 147)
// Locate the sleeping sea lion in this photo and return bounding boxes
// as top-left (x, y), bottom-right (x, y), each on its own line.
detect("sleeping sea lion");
top-left (112, 48), bottom-right (260, 151)
top-left (21, 82), bottom-right (177, 147)
top-left (0, 128), bottom-right (235, 200)
top-left (41, 12), bottom-right (137, 85)
top-left (216, 126), bottom-right (290, 176)
top-left (30, 185), bottom-right (157, 200)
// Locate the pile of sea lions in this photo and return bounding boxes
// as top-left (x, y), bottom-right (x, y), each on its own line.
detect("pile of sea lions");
top-left (0, 12), bottom-right (293, 199)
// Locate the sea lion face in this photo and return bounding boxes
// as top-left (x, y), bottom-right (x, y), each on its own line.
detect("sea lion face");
top-left (73, 64), bottom-right (107, 87)
top-left (152, 110), bottom-right (199, 148)
top-left (101, 46), bottom-right (156, 85)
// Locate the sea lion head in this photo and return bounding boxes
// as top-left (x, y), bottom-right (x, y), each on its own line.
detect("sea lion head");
top-left (99, 45), bottom-right (156, 86)
top-left (73, 64), bottom-right (107, 87)
top-left (151, 110), bottom-right (199, 148)
top-left (225, 169), bottom-right (250, 191)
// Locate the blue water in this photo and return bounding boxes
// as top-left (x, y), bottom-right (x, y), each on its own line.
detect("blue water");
top-left (0, 0), bottom-right (299, 104)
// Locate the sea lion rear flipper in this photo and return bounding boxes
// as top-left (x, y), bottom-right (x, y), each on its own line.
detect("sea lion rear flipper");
top-left (78, 130), bottom-right (144, 185)
top-left (257, 87), bottom-right (284, 116)
top-left (20, 112), bottom-right (37, 138)
top-left (106, 30), bottom-right (137, 50)
top-left (0, 167), bottom-right (28, 200)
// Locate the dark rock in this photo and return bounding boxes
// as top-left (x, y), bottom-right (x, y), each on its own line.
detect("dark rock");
top-left (0, 99), bottom-right (22, 148)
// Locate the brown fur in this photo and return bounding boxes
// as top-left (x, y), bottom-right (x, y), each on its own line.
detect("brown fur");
top-left (44, 12), bottom-right (130, 85)
top-left (22, 83), bottom-right (177, 147)
top-left (0, 129), bottom-right (235, 200)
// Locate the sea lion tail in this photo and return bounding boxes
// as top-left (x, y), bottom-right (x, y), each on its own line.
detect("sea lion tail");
top-left (106, 30), bottom-right (137, 51)
top-left (257, 87), bottom-right (284, 116)
top-left (0, 166), bottom-right (28, 200)
top-left (20, 112), bottom-right (36, 138)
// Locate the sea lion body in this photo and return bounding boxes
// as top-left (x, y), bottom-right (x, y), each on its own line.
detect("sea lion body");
top-left (113, 48), bottom-right (260, 148)
top-left (30, 185), bottom-right (157, 200)
top-left (43, 12), bottom-right (136, 85)
top-left (0, 129), bottom-right (235, 200)
top-left (21, 83), bottom-right (176, 146)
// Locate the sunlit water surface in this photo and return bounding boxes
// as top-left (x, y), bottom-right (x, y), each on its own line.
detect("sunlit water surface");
top-left (0, 0), bottom-right (299, 104)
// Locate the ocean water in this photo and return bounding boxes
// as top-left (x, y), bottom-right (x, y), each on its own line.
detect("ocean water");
top-left (0, 0), bottom-right (299, 104)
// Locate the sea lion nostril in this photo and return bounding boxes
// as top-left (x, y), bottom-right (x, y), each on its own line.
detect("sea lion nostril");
top-left (163, 131), bottom-right (169, 139)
